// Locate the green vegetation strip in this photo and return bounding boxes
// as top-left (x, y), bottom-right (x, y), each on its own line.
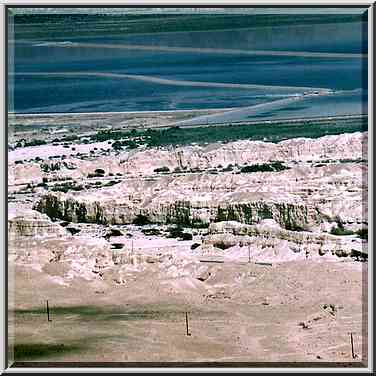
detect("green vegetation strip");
top-left (92, 117), bottom-right (367, 149)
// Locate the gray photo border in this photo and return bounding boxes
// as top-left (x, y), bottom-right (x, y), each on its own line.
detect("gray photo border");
top-left (1, 2), bottom-right (374, 373)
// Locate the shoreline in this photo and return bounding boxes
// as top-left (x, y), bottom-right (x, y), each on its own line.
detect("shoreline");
top-left (9, 108), bottom-right (235, 118)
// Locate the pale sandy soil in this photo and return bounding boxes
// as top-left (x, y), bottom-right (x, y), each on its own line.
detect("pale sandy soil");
top-left (8, 259), bottom-right (367, 365)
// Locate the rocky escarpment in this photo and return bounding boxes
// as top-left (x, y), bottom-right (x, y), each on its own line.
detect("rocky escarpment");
top-left (202, 220), bottom-right (367, 261)
top-left (8, 205), bottom-right (67, 240)
top-left (34, 156), bottom-right (366, 230)
top-left (9, 132), bottom-right (367, 185)
top-left (34, 192), bottom-right (312, 230)
top-left (120, 131), bottom-right (367, 176)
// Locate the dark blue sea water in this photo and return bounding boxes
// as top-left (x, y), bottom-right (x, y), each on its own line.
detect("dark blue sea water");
top-left (9, 17), bottom-right (368, 120)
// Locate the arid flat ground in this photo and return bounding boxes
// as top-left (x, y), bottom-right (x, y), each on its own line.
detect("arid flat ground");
top-left (9, 259), bottom-right (367, 365)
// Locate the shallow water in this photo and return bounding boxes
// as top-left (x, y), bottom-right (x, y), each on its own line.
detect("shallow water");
top-left (9, 14), bottom-right (368, 119)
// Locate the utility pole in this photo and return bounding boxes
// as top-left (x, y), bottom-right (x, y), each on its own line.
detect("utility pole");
top-left (350, 332), bottom-right (356, 359)
top-left (185, 312), bottom-right (191, 336)
top-left (46, 300), bottom-right (52, 322)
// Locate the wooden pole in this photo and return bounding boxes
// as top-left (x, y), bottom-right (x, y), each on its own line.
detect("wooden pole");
top-left (185, 312), bottom-right (191, 336)
top-left (46, 300), bottom-right (51, 322)
top-left (350, 332), bottom-right (355, 359)
top-left (248, 245), bottom-right (251, 263)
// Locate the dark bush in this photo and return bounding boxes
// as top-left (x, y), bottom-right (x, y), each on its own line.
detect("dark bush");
top-left (180, 232), bottom-right (193, 241)
top-left (240, 161), bottom-right (290, 173)
top-left (167, 226), bottom-right (184, 238)
top-left (66, 227), bottom-right (81, 235)
top-left (105, 180), bottom-right (120, 187)
top-left (51, 182), bottom-right (84, 193)
top-left (191, 243), bottom-right (201, 250)
top-left (111, 243), bottom-right (124, 250)
top-left (103, 228), bottom-right (124, 239)
top-left (62, 135), bottom-right (78, 142)
top-left (167, 226), bottom-right (192, 240)
top-left (221, 164), bottom-right (233, 172)
top-left (213, 241), bottom-right (233, 250)
top-left (112, 141), bottom-right (123, 150)
top-left (141, 228), bottom-right (161, 236)
top-left (133, 214), bottom-right (151, 226)
top-left (24, 139), bottom-right (47, 147)
top-left (154, 166), bottom-right (170, 173)
top-left (357, 228), bottom-right (368, 240)
top-left (190, 219), bottom-right (209, 229)
top-left (330, 227), bottom-right (355, 236)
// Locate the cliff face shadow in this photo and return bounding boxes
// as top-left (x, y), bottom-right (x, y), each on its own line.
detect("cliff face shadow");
top-left (13, 343), bottom-right (83, 361)
top-left (14, 305), bottom-right (183, 321)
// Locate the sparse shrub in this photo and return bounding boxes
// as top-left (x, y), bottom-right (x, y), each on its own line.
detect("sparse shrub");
top-left (51, 182), bottom-right (84, 193)
top-left (112, 141), bottom-right (123, 150)
top-left (111, 243), bottom-right (124, 250)
top-left (190, 219), bottom-right (209, 229)
top-left (62, 135), bottom-right (78, 142)
top-left (24, 139), bottom-right (47, 147)
top-left (103, 228), bottom-right (124, 239)
top-left (141, 228), bottom-right (161, 236)
top-left (180, 232), bottom-right (193, 241)
top-left (94, 168), bottom-right (105, 175)
top-left (133, 214), bottom-right (151, 226)
top-left (240, 161), bottom-right (290, 173)
top-left (356, 228), bottom-right (368, 240)
top-left (286, 224), bottom-right (305, 232)
top-left (222, 164), bottom-right (233, 172)
top-left (166, 226), bottom-right (192, 240)
top-left (167, 226), bottom-right (184, 238)
top-left (154, 166), bottom-right (170, 173)
top-left (330, 227), bottom-right (355, 236)
top-left (105, 180), bottom-right (120, 187)
top-left (88, 169), bottom-right (106, 178)
top-left (213, 241), bottom-right (232, 250)
top-left (66, 227), bottom-right (80, 235)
